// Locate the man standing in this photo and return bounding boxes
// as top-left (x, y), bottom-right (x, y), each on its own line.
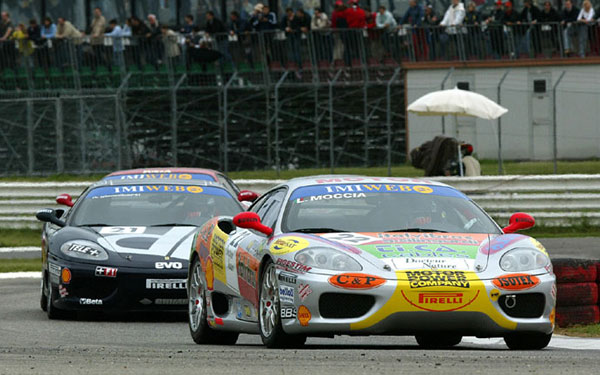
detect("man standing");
top-left (205, 11), bottom-right (232, 66)
top-left (561, 0), bottom-right (579, 55)
top-left (105, 19), bottom-right (124, 66)
top-left (90, 7), bottom-right (106, 67)
top-left (0, 12), bottom-right (14, 69)
top-left (439, 0), bottom-right (466, 60)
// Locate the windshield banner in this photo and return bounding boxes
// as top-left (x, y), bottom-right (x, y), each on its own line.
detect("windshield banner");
top-left (289, 184), bottom-right (466, 201)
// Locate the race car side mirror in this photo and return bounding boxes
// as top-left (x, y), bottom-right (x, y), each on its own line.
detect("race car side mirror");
top-left (36, 208), bottom-right (66, 227)
top-left (237, 190), bottom-right (259, 203)
top-left (233, 212), bottom-right (273, 236)
top-left (56, 193), bottom-right (74, 207)
top-left (502, 212), bottom-right (535, 234)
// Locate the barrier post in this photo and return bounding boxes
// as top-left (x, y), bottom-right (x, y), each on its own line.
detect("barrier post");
top-left (497, 70), bottom-right (510, 175)
top-left (553, 71), bottom-right (566, 174)
top-left (55, 98), bottom-right (64, 174)
top-left (440, 67), bottom-right (454, 135)
top-left (387, 68), bottom-right (402, 177)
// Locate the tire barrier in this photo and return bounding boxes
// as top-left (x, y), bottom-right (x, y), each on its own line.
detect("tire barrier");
top-left (553, 259), bottom-right (600, 327)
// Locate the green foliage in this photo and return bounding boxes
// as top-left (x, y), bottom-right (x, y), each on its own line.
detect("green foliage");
top-left (0, 258), bottom-right (41, 273)
top-left (0, 229), bottom-right (41, 247)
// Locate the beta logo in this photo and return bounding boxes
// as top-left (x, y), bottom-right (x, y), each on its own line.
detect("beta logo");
top-left (155, 261), bottom-right (183, 270)
top-left (80, 298), bottom-right (103, 305)
top-left (492, 274), bottom-right (540, 291)
top-left (270, 236), bottom-right (309, 255)
top-left (328, 273), bottom-right (386, 289)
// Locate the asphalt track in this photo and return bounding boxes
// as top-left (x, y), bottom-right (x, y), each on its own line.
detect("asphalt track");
top-left (1, 279), bottom-right (600, 375)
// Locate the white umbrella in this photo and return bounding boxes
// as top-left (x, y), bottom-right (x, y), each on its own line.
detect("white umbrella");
top-left (407, 87), bottom-right (509, 176)
top-left (407, 87), bottom-right (508, 119)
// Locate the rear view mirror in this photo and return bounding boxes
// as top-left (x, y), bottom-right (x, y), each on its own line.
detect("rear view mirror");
top-left (237, 190), bottom-right (259, 203)
top-left (503, 213), bottom-right (535, 234)
top-left (56, 194), bottom-right (74, 207)
top-left (36, 209), bottom-right (66, 227)
top-left (233, 212), bottom-right (273, 236)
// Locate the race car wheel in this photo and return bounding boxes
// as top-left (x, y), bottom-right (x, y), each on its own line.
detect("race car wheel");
top-left (259, 260), bottom-right (306, 349)
top-left (415, 334), bottom-right (462, 348)
top-left (46, 282), bottom-right (70, 320)
top-left (188, 256), bottom-right (238, 345)
top-left (40, 273), bottom-right (48, 312)
top-left (504, 332), bottom-right (552, 350)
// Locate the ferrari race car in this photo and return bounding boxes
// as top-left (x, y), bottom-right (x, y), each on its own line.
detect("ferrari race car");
top-left (187, 175), bottom-right (555, 349)
top-left (37, 176), bottom-right (245, 319)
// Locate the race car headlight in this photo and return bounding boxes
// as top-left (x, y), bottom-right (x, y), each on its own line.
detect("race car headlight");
top-left (500, 248), bottom-right (550, 272)
top-left (294, 248), bottom-right (362, 271)
top-left (60, 240), bottom-right (109, 261)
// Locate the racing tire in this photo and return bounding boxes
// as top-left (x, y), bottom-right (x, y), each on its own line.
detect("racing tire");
top-left (40, 273), bottom-right (48, 312)
top-left (553, 259), bottom-right (597, 283)
top-left (46, 282), bottom-right (71, 320)
top-left (415, 334), bottom-right (462, 348)
top-left (188, 256), bottom-right (238, 345)
top-left (259, 260), bottom-right (306, 349)
top-left (504, 332), bottom-right (552, 350)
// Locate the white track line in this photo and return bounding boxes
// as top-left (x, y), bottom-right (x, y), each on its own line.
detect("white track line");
top-left (462, 335), bottom-right (600, 350)
top-left (0, 272), bottom-right (40, 279)
top-left (0, 247), bottom-right (39, 253)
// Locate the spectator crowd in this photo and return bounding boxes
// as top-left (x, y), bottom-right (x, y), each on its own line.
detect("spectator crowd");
top-left (1, 1), bottom-right (600, 74)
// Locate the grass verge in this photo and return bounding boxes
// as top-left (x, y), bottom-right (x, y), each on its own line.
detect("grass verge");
top-left (555, 324), bottom-right (600, 338)
top-left (0, 229), bottom-right (41, 247)
top-left (0, 258), bottom-right (41, 273)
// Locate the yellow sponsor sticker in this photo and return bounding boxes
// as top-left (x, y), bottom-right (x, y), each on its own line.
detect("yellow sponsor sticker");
top-left (530, 238), bottom-right (548, 255)
top-left (210, 228), bottom-right (228, 284)
top-left (489, 288), bottom-right (500, 301)
top-left (270, 236), bottom-right (309, 255)
top-left (413, 185), bottom-right (433, 194)
top-left (187, 186), bottom-right (204, 194)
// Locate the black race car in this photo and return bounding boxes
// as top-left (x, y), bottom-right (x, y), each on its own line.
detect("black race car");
top-left (37, 177), bottom-right (245, 319)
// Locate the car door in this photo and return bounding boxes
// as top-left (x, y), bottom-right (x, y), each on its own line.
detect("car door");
top-left (223, 188), bottom-right (287, 314)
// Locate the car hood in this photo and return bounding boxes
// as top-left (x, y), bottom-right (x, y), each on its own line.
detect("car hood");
top-left (91, 226), bottom-right (197, 262)
top-left (313, 232), bottom-right (492, 273)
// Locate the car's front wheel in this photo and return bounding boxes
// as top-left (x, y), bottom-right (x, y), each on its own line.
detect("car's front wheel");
top-left (259, 260), bottom-right (306, 348)
top-left (415, 334), bottom-right (462, 348)
top-left (504, 332), bottom-right (552, 350)
top-left (45, 281), bottom-right (71, 320)
top-left (188, 256), bottom-right (238, 345)
top-left (40, 273), bottom-right (48, 312)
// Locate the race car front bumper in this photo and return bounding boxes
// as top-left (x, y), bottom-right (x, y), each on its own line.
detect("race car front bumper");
top-left (47, 257), bottom-right (188, 312)
top-left (277, 269), bottom-right (555, 337)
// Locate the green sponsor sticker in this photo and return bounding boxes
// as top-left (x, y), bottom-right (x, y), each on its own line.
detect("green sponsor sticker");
top-left (358, 243), bottom-right (479, 259)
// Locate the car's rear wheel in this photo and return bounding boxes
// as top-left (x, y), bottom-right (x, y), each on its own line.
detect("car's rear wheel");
top-left (40, 273), bottom-right (48, 312)
top-left (504, 332), bottom-right (552, 350)
top-left (415, 334), bottom-right (462, 348)
top-left (259, 260), bottom-right (306, 348)
top-left (46, 281), bottom-right (71, 320)
top-left (188, 256), bottom-right (238, 345)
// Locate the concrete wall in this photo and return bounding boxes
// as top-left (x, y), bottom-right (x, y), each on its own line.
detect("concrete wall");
top-left (406, 66), bottom-right (600, 160)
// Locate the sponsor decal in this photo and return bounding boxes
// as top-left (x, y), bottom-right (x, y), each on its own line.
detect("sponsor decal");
top-left (237, 248), bottom-right (259, 306)
top-left (155, 261), bottom-right (183, 270)
top-left (329, 273), bottom-right (386, 289)
top-left (145, 279), bottom-right (187, 289)
top-left (281, 307), bottom-right (297, 319)
top-left (105, 173), bottom-right (213, 181)
top-left (65, 243), bottom-right (101, 257)
top-left (405, 270), bottom-right (470, 289)
top-left (154, 299), bottom-right (187, 305)
top-left (99, 226), bottom-right (146, 234)
top-left (205, 258), bottom-right (214, 290)
top-left (489, 289), bottom-right (500, 301)
top-left (295, 192), bottom-right (366, 204)
top-left (550, 308), bottom-right (556, 327)
top-left (314, 177), bottom-right (434, 184)
top-left (61, 268), bottom-right (72, 284)
top-left (320, 233), bottom-right (380, 245)
top-left (289, 184), bottom-right (465, 202)
top-left (481, 234), bottom-right (529, 255)
top-left (530, 238), bottom-right (549, 255)
top-left (210, 229), bottom-right (228, 284)
top-left (48, 262), bottom-right (61, 277)
top-left (276, 259), bottom-right (312, 273)
top-left (86, 185), bottom-right (231, 199)
top-left (298, 283), bottom-right (312, 301)
top-left (279, 285), bottom-right (295, 304)
top-left (401, 290), bottom-right (480, 312)
top-left (375, 232), bottom-right (484, 246)
top-left (278, 272), bottom-right (297, 284)
top-left (492, 274), bottom-right (540, 291)
top-left (270, 236), bottom-right (309, 255)
top-left (58, 284), bottom-right (68, 298)
top-left (361, 243), bottom-right (477, 259)
top-left (389, 257), bottom-right (475, 271)
top-left (139, 298), bottom-right (152, 305)
top-left (95, 266), bottom-right (118, 278)
top-left (244, 304), bottom-right (252, 318)
top-left (297, 305), bottom-right (311, 326)
top-left (551, 283), bottom-right (557, 300)
top-left (80, 298), bottom-right (103, 305)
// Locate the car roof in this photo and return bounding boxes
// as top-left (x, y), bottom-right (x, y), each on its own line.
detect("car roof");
top-left (104, 167), bottom-right (220, 180)
top-left (88, 178), bottom-right (226, 190)
top-left (281, 175), bottom-right (452, 190)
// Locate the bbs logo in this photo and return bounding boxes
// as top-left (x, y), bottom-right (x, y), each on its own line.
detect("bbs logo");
top-left (281, 307), bottom-right (297, 319)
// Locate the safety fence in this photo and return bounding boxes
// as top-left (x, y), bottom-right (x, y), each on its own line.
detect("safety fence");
top-left (2, 174), bottom-right (599, 229)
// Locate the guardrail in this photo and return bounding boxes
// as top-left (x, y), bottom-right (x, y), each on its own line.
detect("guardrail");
top-left (3, 174), bottom-right (599, 229)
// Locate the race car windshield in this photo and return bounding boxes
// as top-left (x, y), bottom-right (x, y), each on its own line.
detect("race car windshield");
top-left (70, 184), bottom-right (242, 227)
top-left (283, 183), bottom-right (501, 234)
